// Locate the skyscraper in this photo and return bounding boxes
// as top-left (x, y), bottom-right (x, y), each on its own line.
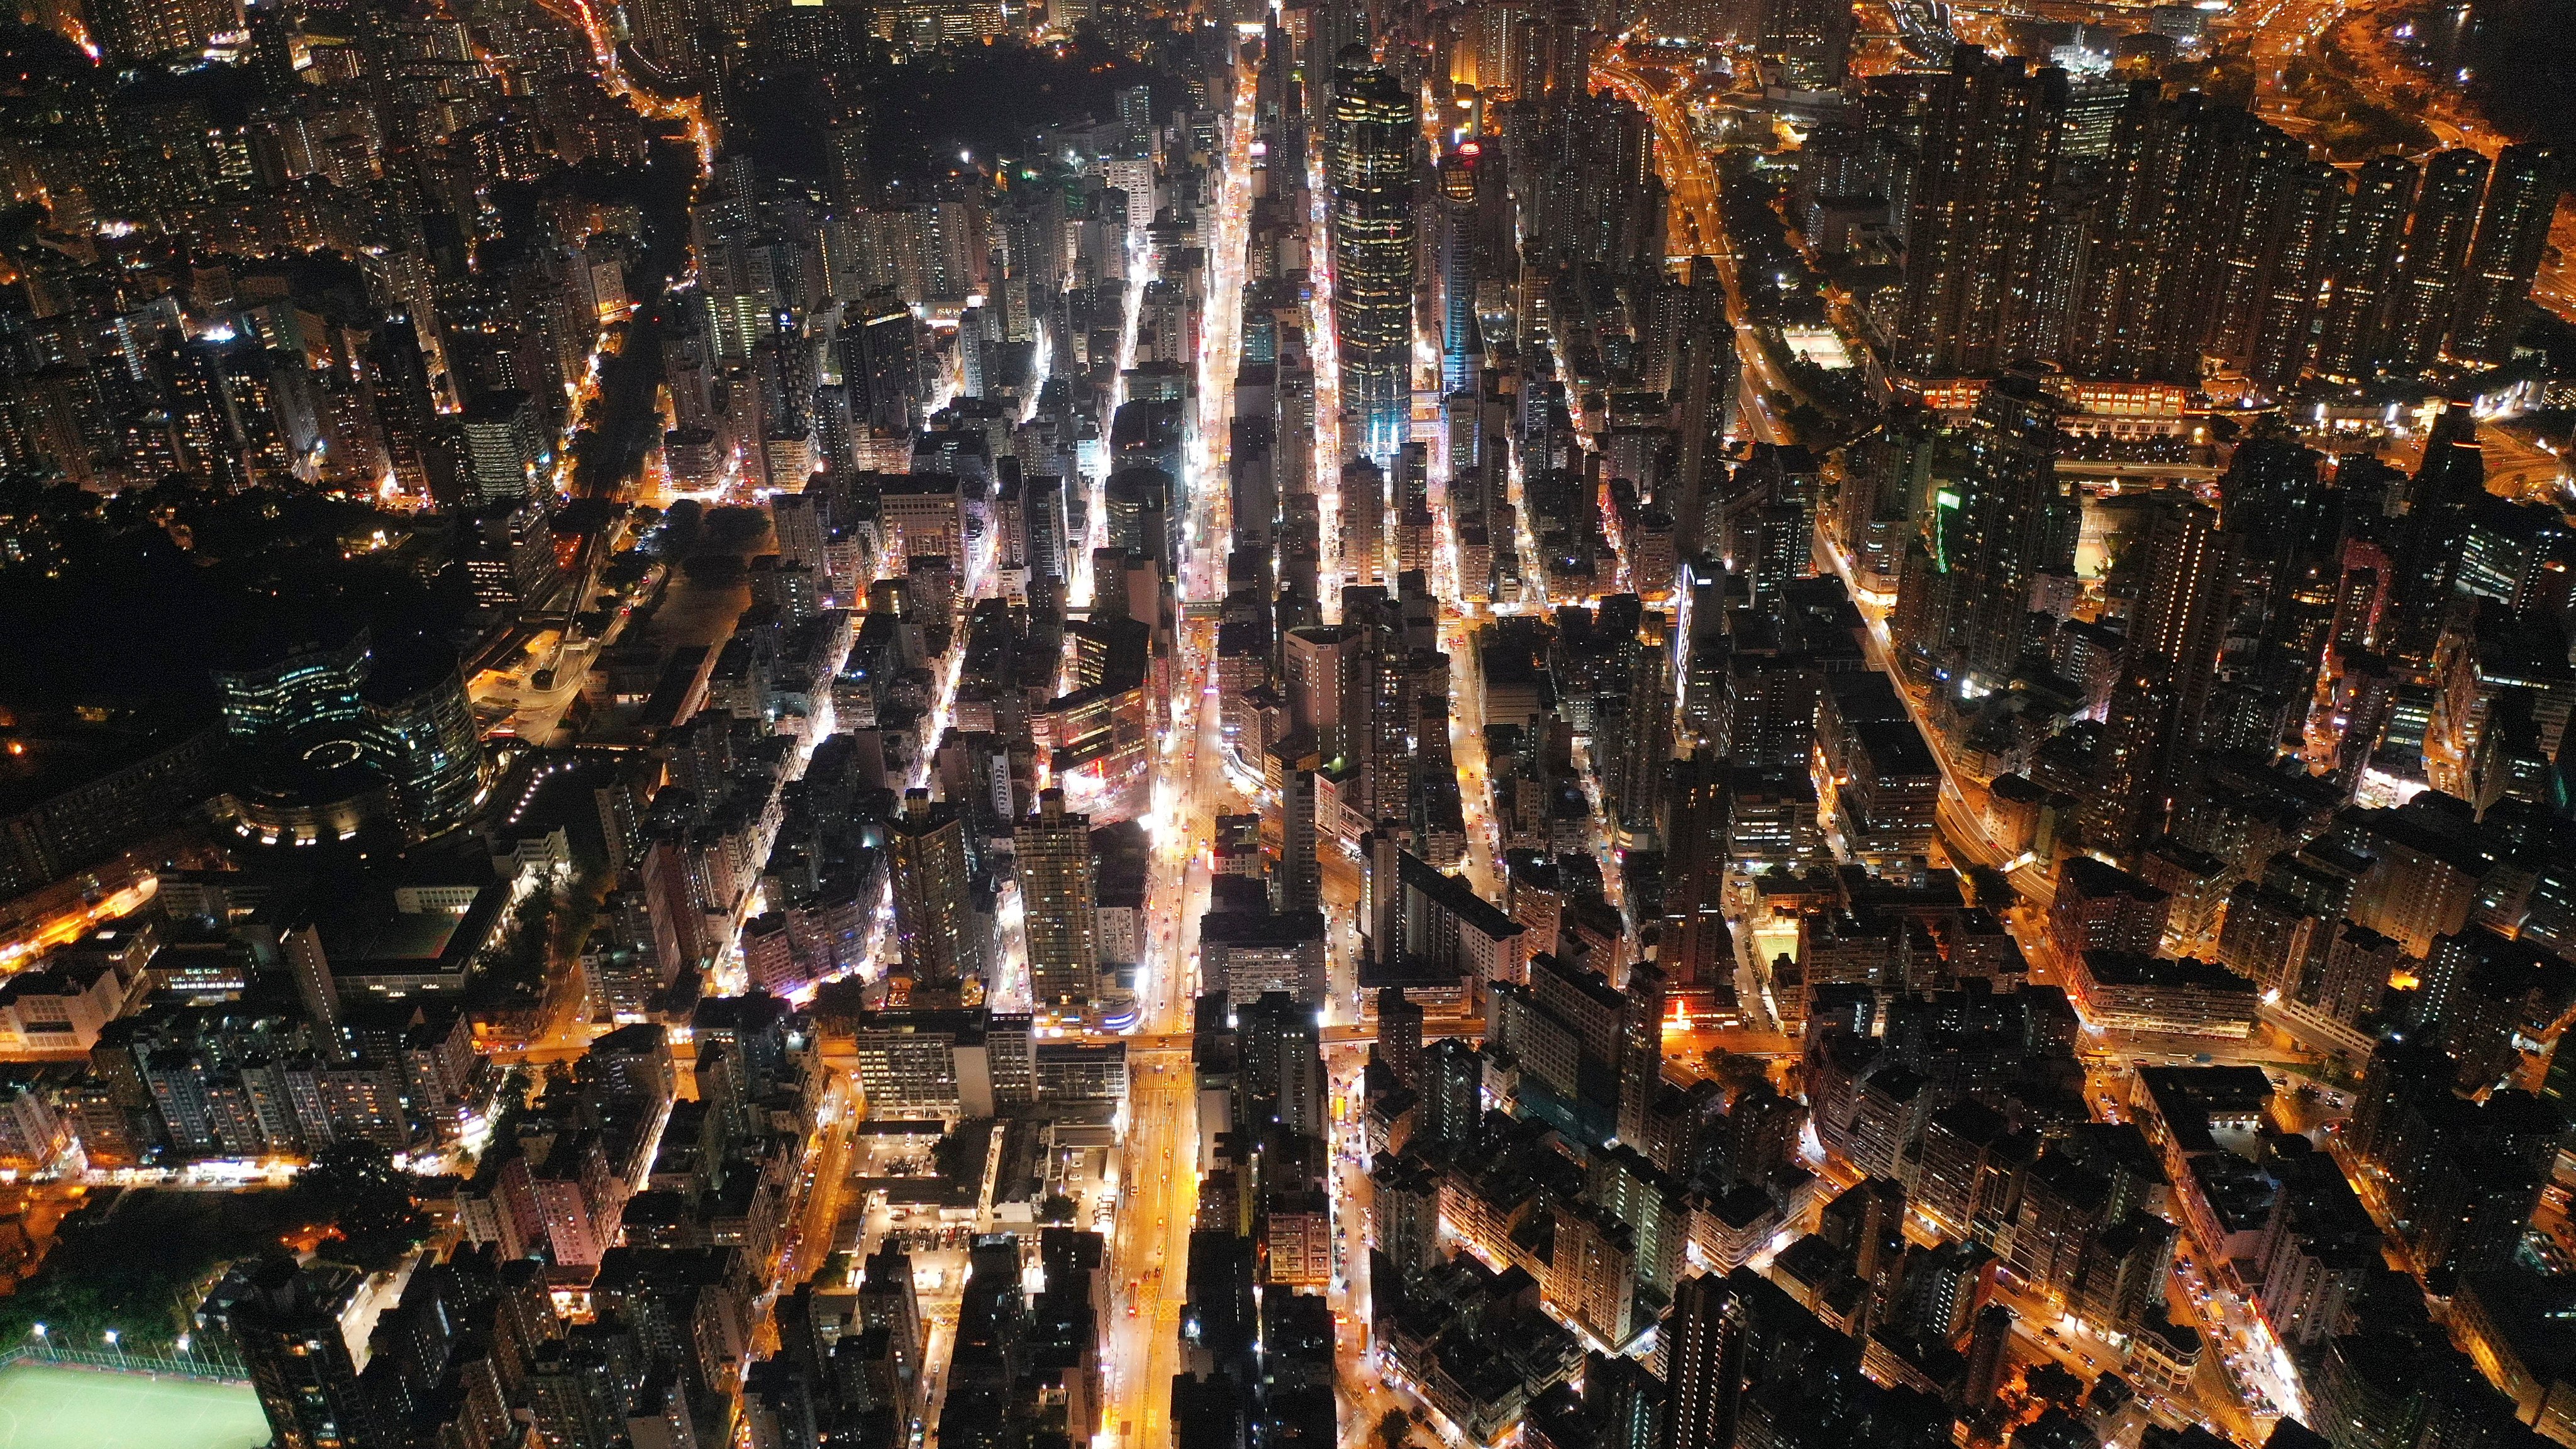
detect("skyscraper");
top-left (891, 789), bottom-right (985, 988)
top-left (626, 0), bottom-right (709, 77)
top-left (209, 630), bottom-right (488, 845)
top-left (213, 1258), bottom-right (392, 1449)
top-left (1014, 789), bottom-right (1098, 1011)
top-left (1963, 1302), bottom-right (2014, 1411)
top-left (1658, 754), bottom-right (1734, 992)
top-left (859, 1245), bottom-right (924, 1399)
top-left (1525, 91), bottom-right (1660, 273)
top-left (1284, 624), bottom-right (1365, 757)
top-left (1504, 0), bottom-right (1591, 103)
top-left (1612, 629), bottom-right (1676, 833)
top-left (843, 292), bottom-right (927, 434)
top-left (1330, 48), bottom-right (1418, 462)
top-left (2119, 497), bottom-right (2233, 750)
top-left (1418, 1035), bottom-right (1484, 1153)
top-left (2048, 94), bottom-right (2318, 381)
top-left (1238, 991), bottom-right (1326, 1138)
top-left (367, 318), bottom-right (442, 496)
top-left (89, 0), bottom-right (236, 62)
top-left (2389, 404), bottom-right (2487, 669)
top-left (1375, 985), bottom-right (1423, 1085)
top-left (2250, 161), bottom-right (2348, 389)
top-left (1640, 274), bottom-right (1711, 399)
top-left (2387, 149), bottom-right (2492, 371)
top-left (1436, 148), bottom-right (1483, 397)
top-left (1660, 1271), bottom-right (1750, 1449)
top-left (1306, 0), bottom-right (1365, 117)
top-left (2196, 110), bottom-right (2319, 376)
top-left (1889, 50), bottom-right (2067, 380)
top-left (2314, 155), bottom-right (2418, 381)
top-left (1670, 271), bottom-right (1734, 557)
top-left (1268, 732), bottom-right (1323, 914)
top-left (1904, 368), bottom-right (2069, 688)
top-left (1616, 960), bottom-right (1667, 1146)
top-left (2450, 143), bottom-right (2562, 364)
top-left (361, 651), bottom-right (491, 842)
top-left (1341, 457), bottom-right (1385, 585)
top-left (1757, 0), bottom-right (1853, 90)
top-left (213, 632), bottom-right (372, 741)
top-left (2082, 662), bottom-right (2180, 855)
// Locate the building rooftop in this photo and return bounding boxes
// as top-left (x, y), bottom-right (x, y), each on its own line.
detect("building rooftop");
top-left (1201, 909), bottom-right (1326, 947)
top-left (2079, 951), bottom-right (2256, 993)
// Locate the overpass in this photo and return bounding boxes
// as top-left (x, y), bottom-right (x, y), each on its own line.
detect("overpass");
top-left (2056, 459), bottom-right (2224, 481)
top-left (1088, 1018), bottom-right (1804, 1060)
top-left (493, 1009), bottom-right (1809, 1080)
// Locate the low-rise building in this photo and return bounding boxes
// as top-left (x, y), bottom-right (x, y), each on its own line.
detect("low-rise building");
top-left (0, 957), bottom-right (138, 1055)
top-left (1380, 1254), bottom-right (1584, 1446)
top-left (2067, 951), bottom-right (2258, 1037)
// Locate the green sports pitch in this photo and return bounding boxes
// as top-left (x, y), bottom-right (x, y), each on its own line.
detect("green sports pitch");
top-left (0, 1363), bottom-right (267, 1449)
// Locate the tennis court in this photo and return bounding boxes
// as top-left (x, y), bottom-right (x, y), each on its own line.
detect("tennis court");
top-left (0, 1362), bottom-right (267, 1449)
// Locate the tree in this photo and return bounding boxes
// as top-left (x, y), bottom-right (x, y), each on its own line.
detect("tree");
top-left (300, 1141), bottom-right (430, 1273)
top-left (1706, 1051), bottom-right (1770, 1094)
top-left (1038, 1193), bottom-right (1077, 1224)
top-left (0, 1187), bottom-right (326, 1353)
top-left (1376, 1409), bottom-right (1409, 1449)
top-left (1785, 402), bottom-right (1834, 447)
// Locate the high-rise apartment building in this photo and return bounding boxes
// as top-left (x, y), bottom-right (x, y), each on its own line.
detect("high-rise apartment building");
top-left (1375, 985), bottom-right (1423, 1085)
top-left (2065, 94), bottom-right (2314, 380)
top-left (2250, 161), bottom-right (2349, 388)
top-left (1889, 49), bottom-right (2067, 380)
top-left (1660, 1271), bottom-right (1750, 1449)
top-left (2449, 143), bottom-right (2562, 364)
top-left (1671, 274), bottom-right (1735, 557)
top-left (1284, 623), bottom-right (1365, 759)
top-left (1616, 960), bottom-right (1667, 1146)
top-left (1418, 1035), bottom-right (1485, 1153)
top-left (1341, 458), bottom-right (1385, 584)
top-left (2387, 149), bottom-right (2492, 370)
top-left (2119, 498), bottom-right (2233, 753)
top-left (1014, 789), bottom-right (1098, 1010)
top-left (211, 1258), bottom-right (391, 1449)
top-left (2314, 155), bottom-right (2418, 380)
top-left (1894, 369), bottom-right (2069, 688)
top-left (1238, 991), bottom-right (1326, 1139)
top-left (1757, 0), bottom-right (1853, 90)
top-left (891, 789), bottom-right (985, 987)
top-left (90, 0), bottom-right (238, 62)
top-left (2082, 664), bottom-right (2182, 853)
top-left (1267, 732), bottom-right (1323, 914)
